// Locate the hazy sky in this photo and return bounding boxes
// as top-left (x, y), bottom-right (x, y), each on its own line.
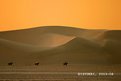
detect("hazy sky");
top-left (0, 0), bottom-right (121, 31)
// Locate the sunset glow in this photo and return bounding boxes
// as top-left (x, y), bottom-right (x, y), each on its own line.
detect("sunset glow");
top-left (0, 0), bottom-right (121, 31)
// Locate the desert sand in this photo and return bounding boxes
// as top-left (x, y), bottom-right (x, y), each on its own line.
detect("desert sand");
top-left (0, 26), bottom-right (121, 66)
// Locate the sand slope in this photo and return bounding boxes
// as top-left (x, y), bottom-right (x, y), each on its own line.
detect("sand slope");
top-left (0, 26), bottom-right (121, 65)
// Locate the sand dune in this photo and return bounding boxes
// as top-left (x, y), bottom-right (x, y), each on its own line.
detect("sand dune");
top-left (0, 26), bottom-right (83, 44)
top-left (32, 37), bottom-right (109, 64)
top-left (0, 26), bottom-right (121, 65)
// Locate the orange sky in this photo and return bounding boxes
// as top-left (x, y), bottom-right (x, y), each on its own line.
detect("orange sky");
top-left (0, 0), bottom-right (121, 31)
